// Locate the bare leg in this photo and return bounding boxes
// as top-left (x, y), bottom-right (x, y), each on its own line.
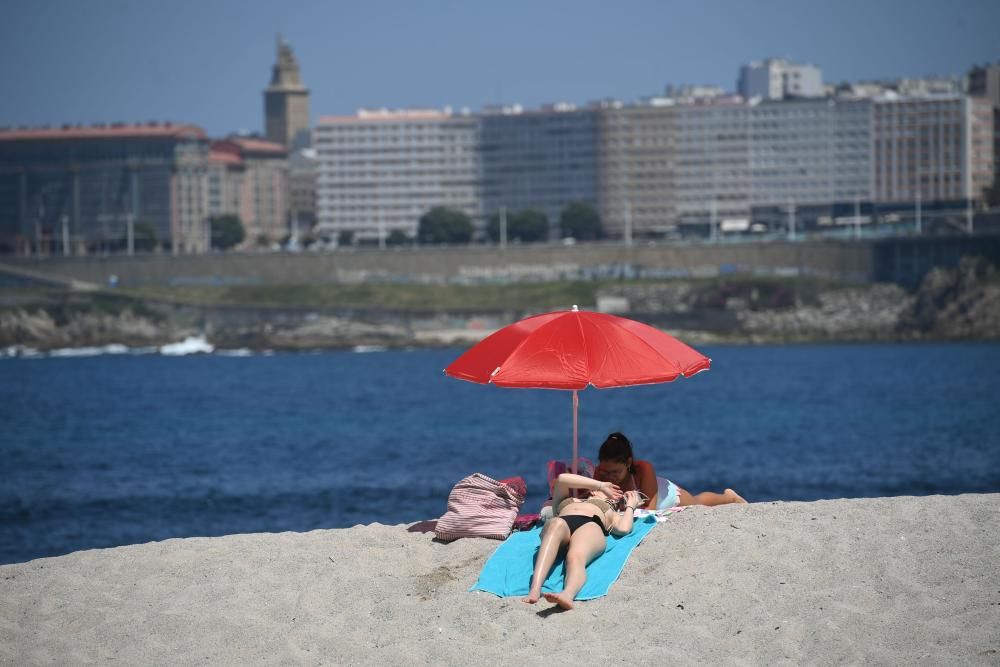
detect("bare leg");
top-left (542, 522), bottom-right (606, 610)
top-left (677, 486), bottom-right (748, 507)
top-left (725, 488), bottom-right (748, 504)
top-left (523, 518), bottom-right (570, 604)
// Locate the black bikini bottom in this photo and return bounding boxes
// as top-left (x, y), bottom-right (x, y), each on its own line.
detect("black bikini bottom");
top-left (558, 514), bottom-right (608, 536)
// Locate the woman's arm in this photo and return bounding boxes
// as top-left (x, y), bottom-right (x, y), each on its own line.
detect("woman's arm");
top-left (609, 490), bottom-right (641, 536)
top-left (552, 473), bottom-right (618, 508)
top-left (633, 460), bottom-right (659, 509)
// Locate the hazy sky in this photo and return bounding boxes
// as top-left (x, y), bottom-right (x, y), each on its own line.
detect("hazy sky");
top-left (2, 0), bottom-right (998, 137)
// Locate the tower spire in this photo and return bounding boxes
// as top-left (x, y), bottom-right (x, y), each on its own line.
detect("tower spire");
top-left (263, 36), bottom-right (310, 147)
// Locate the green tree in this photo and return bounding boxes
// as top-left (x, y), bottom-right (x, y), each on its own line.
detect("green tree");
top-left (210, 215), bottom-right (245, 250)
top-left (486, 209), bottom-right (550, 243)
top-left (117, 220), bottom-right (159, 252)
top-left (984, 171), bottom-right (1000, 208)
top-left (559, 201), bottom-right (602, 241)
top-left (133, 221), bottom-right (159, 252)
top-left (418, 207), bottom-right (473, 244)
top-left (337, 230), bottom-right (354, 247)
top-left (386, 229), bottom-right (410, 246)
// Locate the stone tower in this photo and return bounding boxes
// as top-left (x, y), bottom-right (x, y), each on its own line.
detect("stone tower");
top-left (264, 35), bottom-right (310, 148)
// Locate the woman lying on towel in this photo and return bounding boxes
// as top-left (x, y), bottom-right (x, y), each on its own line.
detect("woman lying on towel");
top-left (594, 432), bottom-right (747, 509)
top-left (523, 473), bottom-right (641, 610)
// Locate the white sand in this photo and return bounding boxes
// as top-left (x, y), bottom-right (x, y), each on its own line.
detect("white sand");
top-left (2, 494), bottom-right (998, 665)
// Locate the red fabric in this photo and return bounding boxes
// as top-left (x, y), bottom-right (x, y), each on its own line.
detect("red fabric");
top-left (499, 476), bottom-right (527, 499)
top-left (512, 513), bottom-right (540, 531)
top-left (445, 309), bottom-right (710, 390)
top-left (547, 458), bottom-right (594, 497)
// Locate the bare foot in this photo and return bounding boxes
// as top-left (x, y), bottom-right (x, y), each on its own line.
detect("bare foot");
top-left (522, 592), bottom-right (540, 604)
top-left (725, 488), bottom-right (748, 504)
top-left (542, 592), bottom-right (575, 610)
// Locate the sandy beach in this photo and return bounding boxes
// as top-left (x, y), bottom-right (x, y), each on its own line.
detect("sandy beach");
top-left (2, 494), bottom-right (998, 665)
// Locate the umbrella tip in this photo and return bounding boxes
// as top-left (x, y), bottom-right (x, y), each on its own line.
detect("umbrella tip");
top-left (572, 304), bottom-right (579, 312)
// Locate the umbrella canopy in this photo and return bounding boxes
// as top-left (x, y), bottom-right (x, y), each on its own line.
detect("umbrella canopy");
top-left (445, 306), bottom-right (710, 472)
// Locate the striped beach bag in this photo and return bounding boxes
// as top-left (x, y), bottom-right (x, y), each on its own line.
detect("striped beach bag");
top-left (434, 473), bottom-right (526, 541)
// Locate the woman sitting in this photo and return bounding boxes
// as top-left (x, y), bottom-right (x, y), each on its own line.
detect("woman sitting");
top-left (523, 473), bottom-right (641, 610)
top-left (594, 432), bottom-right (747, 509)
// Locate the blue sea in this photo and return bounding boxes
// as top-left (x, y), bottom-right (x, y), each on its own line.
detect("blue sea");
top-left (2, 343), bottom-right (1000, 565)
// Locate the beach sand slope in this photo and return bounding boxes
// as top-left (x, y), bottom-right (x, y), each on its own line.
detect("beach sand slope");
top-left (2, 494), bottom-right (998, 665)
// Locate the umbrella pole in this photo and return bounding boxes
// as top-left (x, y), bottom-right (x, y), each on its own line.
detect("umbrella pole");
top-left (572, 390), bottom-right (579, 475)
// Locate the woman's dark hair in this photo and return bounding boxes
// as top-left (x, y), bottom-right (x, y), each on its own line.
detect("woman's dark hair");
top-left (599, 432), bottom-right (634, 470)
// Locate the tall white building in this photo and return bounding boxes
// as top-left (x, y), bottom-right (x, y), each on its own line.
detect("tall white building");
top-left (738, 59), bottom-right (824, 100)
top-left (842, 76), bottom-right (965, 99)
top-left (872, 94), bottom-right (994, 203)
top-left (314, 108), bottom-right (480, 242)
top-left (672, 96), bottom-right (875, 230)
top-left (596, 100), bottom-right (680, 237)
top-left (674, 99), bottom-right (752, 227)
top-left (207, 137), bottom-right (288, 246)
top-left (749, 98), bottom-right (871, 208)
top-left (666, 92), bottom-right (991, 232)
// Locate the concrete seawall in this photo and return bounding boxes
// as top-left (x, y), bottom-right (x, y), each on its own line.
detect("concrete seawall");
top-left (1, 239), bottom-right (874, 287)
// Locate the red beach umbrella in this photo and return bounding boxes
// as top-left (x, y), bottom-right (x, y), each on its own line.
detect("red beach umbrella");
top-left (445, 305), bottom-right (710, 473)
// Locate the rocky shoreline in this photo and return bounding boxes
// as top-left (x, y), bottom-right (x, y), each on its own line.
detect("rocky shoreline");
top-left (2, 258), bottom-right (998, 353)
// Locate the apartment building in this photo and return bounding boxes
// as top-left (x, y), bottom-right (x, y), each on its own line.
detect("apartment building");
top-left (0, 123), bottom-right (211, 254)
top-left (479, 105), bottom-right (599, 235)
top-left (673, 98), bottom-right (752, 229)
top-left (749, 97), bottom-right (872, 209)
top-left (872, 94), bottom-right (994, 203)
top-left (208, 137), bottom-right (288, 245)
top-left (738, 59), bottom-right (824, 100)
top-left (288, 147), bottom-right (317, 231)
top-left (597, 95), bottom-right (869, 237)
top-left (601, 91), bottom-right (991, 236)
top-left (314, 109), bottom-right (480, 242)
top-left (596, 100), bottom-right (678, 237)
top-left (968, 62), bottom-right (1000, 196)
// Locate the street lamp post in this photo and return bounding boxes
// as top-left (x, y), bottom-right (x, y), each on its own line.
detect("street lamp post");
top-left (624, 201), bottom-right (632, 247)
top-left (854, 198), bottom-right (861, 240)
top-left (499, 206), bottom-right (507, 249)
top-left (126, 213), bottom-right (134, 256)
top-left (61, 214), bottom-right (70, 256)
top-left (787, 200), bottom-right (796, 240)
top-left (709, 199), bottom-right (717, 243)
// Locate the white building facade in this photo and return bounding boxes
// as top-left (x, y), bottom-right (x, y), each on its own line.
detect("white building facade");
top-left (672, 96), bottom-right (875, 230)
top-left (872, 94), bottom-right (994, 203)
top-left (311, 93), bottom-right (992, 243)
top-left (739, 59), bottom-right (824, 100)
top-left (596, 100), bottom-right (680, 238)
top-left (314, 109), bottom-right (480, 242)
top-left (749, 98), bottom-right (872, 209)
top-left (673, 99), bottom-right (752, 228)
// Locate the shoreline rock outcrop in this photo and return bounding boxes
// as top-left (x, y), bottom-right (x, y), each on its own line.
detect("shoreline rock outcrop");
top-left (2, 259), bottom-right (998, 352)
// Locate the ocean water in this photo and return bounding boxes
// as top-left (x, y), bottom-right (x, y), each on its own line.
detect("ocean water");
top-left (2, 343), bottom-right (1000, 565)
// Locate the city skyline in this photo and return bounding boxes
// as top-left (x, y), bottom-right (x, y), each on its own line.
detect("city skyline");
top-left (1, 0), bottom-right (998, 137)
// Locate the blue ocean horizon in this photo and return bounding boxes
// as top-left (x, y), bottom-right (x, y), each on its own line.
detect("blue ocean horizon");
top-left (2, 343), bottom-right (1000, 565)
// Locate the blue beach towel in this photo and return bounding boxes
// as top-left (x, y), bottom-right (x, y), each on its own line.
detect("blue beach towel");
top-left (470, 515), bottom-right (657, 601)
